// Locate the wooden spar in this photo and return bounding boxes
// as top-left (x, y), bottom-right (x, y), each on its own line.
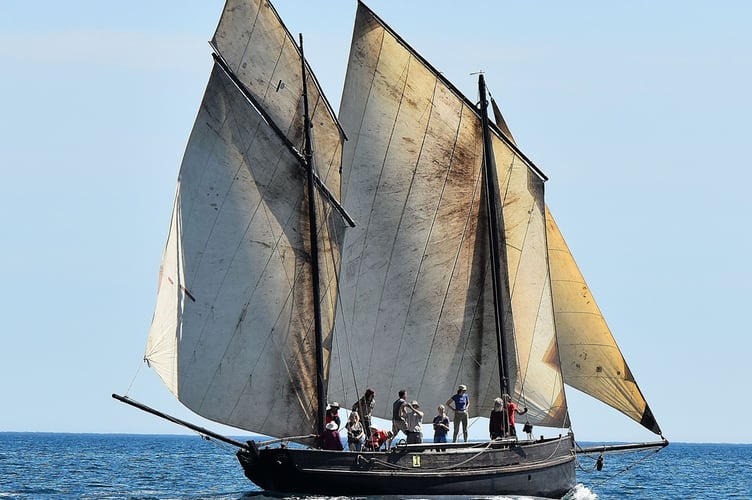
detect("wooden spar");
top-left (299, 33), bottom-right (326, 440)
top-left (478, 74), bottom-right (511, 400)
top-left (577, 439), bottom-right (669, 455)
top-left (210, 51), bottom-right (355, 228)
top-left (111, 393), bottom-right (250, 450)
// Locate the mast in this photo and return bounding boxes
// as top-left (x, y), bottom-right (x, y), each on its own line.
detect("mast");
top-left (299, 33), bottom-right (327, 440)
top-left (478, 74), bottom-right (511, 405)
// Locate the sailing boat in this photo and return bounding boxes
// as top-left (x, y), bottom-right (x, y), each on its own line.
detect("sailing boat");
top-left (114, 0), bottom-right (667, 497)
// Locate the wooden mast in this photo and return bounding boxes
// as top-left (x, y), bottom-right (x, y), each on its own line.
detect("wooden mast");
top-left (478, 74), bottom-right (512, 433)
top-left (299, 33), bottom-right (327, 440)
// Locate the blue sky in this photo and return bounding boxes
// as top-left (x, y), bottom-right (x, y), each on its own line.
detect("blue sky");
top-left (1, 1), bottom-right (750, 445)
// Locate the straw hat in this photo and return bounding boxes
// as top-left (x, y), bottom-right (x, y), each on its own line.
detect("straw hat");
top-left (458, 384), bottom-right (467, 391)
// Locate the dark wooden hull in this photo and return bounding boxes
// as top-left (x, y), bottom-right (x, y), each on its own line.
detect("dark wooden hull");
top-left (236, 434), bottom-right (576, 498)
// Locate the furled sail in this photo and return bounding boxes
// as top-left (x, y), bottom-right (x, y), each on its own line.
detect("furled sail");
top-left (144, 0), bottom-right (344, 438)
top-left (547, 209), bottom-right (662, 434)
top-left (329, 2), bottom-right (569, 429)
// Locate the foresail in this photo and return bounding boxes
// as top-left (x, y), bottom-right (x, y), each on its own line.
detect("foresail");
top-left (144, 63), bottom-right (341, 438)
top-left (330, 3), bottom-right (568, 429)
top-left (547, 208), bottom-right (662, 435)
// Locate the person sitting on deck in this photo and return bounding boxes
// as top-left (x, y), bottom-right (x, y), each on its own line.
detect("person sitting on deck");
top-left (321, 421), bottom-right (343, 450)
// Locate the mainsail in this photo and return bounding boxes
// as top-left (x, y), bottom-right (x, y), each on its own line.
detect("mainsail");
top-left (329, 3), bottom-right (569, 429)
top-left (144, 0), bottom-right (344, 439)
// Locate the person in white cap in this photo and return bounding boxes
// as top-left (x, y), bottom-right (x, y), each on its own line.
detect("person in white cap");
top-left (321, 420), bottom-right (343, 450)
top-left (446, 384), bottom-right (469, 442)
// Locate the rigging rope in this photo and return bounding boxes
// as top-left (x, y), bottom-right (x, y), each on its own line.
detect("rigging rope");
top-left (124, 359), bottom-right (144, 397)
top-left (326, 204), bottom-right (360, 411)
top-left (574, 442), bottom-right (663, 488)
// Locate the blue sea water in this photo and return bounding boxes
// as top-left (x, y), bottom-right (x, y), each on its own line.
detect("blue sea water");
top-left (0, 433), bottom-right (749, 499)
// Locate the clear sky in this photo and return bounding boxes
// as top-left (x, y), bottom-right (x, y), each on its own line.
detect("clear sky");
top-left (1, 1), bottom-right (750, 445)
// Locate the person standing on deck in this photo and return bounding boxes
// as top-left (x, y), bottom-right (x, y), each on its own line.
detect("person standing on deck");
top-left (489, 397), bottom-right (506, 439)
top-left (432, 404), bottom-right (450, 450)
top-left (351, 388), bottom-right (375, 433)
top-left (390, 389), bottom-right (408, 448)
top-left (446, 384), bottom-right (469, 442)
top-left (404, 400), bottom-right (424, 444)
top-left (503, 393), bottom-right (528, 438)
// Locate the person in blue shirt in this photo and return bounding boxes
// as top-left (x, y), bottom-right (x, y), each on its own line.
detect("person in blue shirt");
top-left (432, 404), bottom-right (450, 450)
top-left (446, 384), bottom-right (469, 442)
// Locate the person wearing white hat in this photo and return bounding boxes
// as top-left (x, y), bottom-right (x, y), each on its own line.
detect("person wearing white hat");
top-left (321, 420), bottom-right (343, 450)
top-left (325, 402), bottom-right (341, 430)
top-left (446, 384), bottom-right (469, 442)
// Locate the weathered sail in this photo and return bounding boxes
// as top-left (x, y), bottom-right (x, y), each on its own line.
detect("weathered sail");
top-left (144, 60), bottom-right (342, 437)
top-left (144, 0), bottom-right (344, 439)
top-left (212, 0), bottom-right (342, 194)
top-left (546, 208), bottom-right (662, 434)
top-left (330, 3), bottom-right (568, 429)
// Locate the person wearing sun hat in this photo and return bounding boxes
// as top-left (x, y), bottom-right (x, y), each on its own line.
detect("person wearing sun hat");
top-left (325, 401), bottom-right (341, 430)
top-left (446, 384), bottom-right (469, 442)
top-left (321, 420), bottom-right (343, 450)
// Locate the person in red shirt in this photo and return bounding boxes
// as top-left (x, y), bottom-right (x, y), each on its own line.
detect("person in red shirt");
top-left (367, 427), bottom-right (393, 451)
top-left (503, 394), bottom-right (528, 437)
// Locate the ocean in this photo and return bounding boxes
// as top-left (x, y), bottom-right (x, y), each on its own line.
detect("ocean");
top-left (0, 433), bottom-right (749, 499)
